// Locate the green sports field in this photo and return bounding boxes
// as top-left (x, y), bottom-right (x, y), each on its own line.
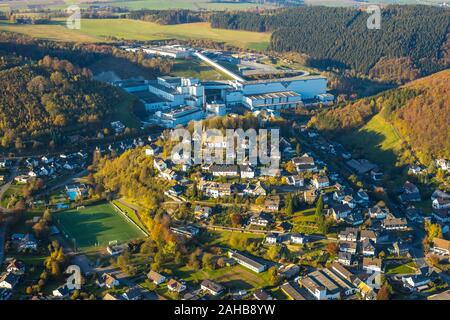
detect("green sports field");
top-left (55, 202), bottom-right (145, 251)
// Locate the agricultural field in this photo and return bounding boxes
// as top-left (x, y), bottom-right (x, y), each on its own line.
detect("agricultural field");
top-left (54, 201), bottom-right (145, 251)
top-left (0, 19), bottom-right (271, 50)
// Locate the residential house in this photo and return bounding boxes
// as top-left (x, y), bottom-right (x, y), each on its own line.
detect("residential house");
top-left (362, 257), bottom-right (383, 273)
top-left (265, 233), bottom-right (278, 244)
top-left (356, 189), bottom-right (369, 204)
top-left (290, 233), bottom-right (307, 245)
top-left (432, 209), bottom-right (450, 224)
top-left (338, 252), bottom-right (354, 266)
top-left (344, 211), bottom-right (364, 226)
top-left (431, 190), bottom-right (450, 201)
top-left (200, 181), bottom-right (233, 198)
top-left (228, 250), bottom-right (266, 273)
top-left (405, 206), bottom-right (422, 222)
top-left (243, 181), bottom-right (267, 197)
top-left (264, 196), bottom-right (280, 212)
top-left (52, 285), bottom-right (71, 298)
top-left (153, 158), bottom-right (167, 172)
top-left (382, 215), bottom-right (408, 231)
top-left (167, 279), bottom-right (187, 293)
top-left (145, 144), bottom-right (161, 156)
top-left (431, 238), bottom-right (450, 256)
top-left (14, 175), bottom-right (30, 184)
top-left (159, 168), bottom-right (178, 181)
top-left (331, 204), bottom-right (352, 220)
top-left (6, 259), bottom-right (25, 275)
top-left (286, 175), bottom-right (304, 187)
top-left (399, 181), bottom-right (421, 203)
top-left (432, 197), bottom-right (450, 210)
top-left (253, 289), bottom-right (273, 300)
top-left (210, 165), bottom-right (239, 177)
top-left (98, 273), bottom-right (120, 289)
top-left (341, 195), bottom-right (356, 209)
top-left (368, 205), bottom-right (389, 219)
top-left (292, 153), bottom-right (317, 172)
top-left (170, 225), bottom-right (199, 238)
top-left (435, 159), bottom-right (450, 172)
top-left (249, 212), bottom-right (272, 228)
top-left (194, 206), bottom-right (213, 220)
top-left (339, 241), bottom-right (357, 254)
top-left (360, 230), bottom-right (378, 244)
top-left (362, 239), bottom-right (376, 257)
top-left (240, 165), bottom-right (255, 179)
top-left (402, 275), bottom-right (431, 292)
top-left (147, 271), bottom-right (167, 285)
top-left (370, 168), bottom-right (383, 181)
top-left (338, 228), bottom-right (359, 242)
top-left (278, 264), bottom-right (300, 280)
top-left (200, 279), bottom-right (224, 296)
top-left (311, 174), bottom-right (330, 190)
top-left (165, 185), bottom-right (184, 197)
top-left (122, 287), bottom-right (141, 300)
top-left (0, 272), bottom-right (19, 289)
top-left (12, 233), bottom-right (37, 252)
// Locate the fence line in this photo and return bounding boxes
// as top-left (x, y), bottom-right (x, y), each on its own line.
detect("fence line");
top-left (110, 201), bottom-right (149, 237)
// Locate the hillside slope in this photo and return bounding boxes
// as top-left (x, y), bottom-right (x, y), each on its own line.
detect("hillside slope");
top-left (311, 69), bottom-right (450, 166)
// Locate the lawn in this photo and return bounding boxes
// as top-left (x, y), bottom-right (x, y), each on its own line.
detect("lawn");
top-left (170, 59), bottom-right (232, 80)
top-left (0, 183), bottom-right (24, 208)
top-left (386, 261), bottom-right (418, 275)
top-left (0, 19), bottom-right (271, 50)
top-left (54, 201), bottom-right (145, 251)
top-left (173, 264), bottom-right (271, 291)
top-left (340, 114), bottom-right (403, 167)
top-left (206, 230), bottom-right (264, 250)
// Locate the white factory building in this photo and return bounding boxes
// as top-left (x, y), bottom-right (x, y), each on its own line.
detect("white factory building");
top-left (114, 76), bottom-right (205, 112)
top-left (155, 106), bottom-right (204, 128)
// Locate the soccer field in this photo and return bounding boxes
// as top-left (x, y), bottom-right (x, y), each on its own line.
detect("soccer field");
top-left (56, 202), bottom-right (145, 251)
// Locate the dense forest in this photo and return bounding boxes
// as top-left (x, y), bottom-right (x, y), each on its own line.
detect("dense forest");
top-left (211, 6), bottom-right (450, 82)
top-left (0, 55), bottom-right (122, 150)
top-left (0, 32), bottom-right (173, 77)
top-left (128, 9), bottom-right (206, 24)
top-left (311, 69), bottom-right (450, 165)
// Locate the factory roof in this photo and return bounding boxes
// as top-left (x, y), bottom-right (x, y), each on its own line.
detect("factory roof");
top-left (246, 91), bottom-right (300, 100)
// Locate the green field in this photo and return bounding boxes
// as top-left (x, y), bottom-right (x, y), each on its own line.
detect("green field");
top-left (386, 261), bottom-right (418, 275)
top-left (0, 19), bottom-right (270, 50)
top-left (55, 202), bottom-right (145, 251)
top-left (340, 114), bottom-right (403, 167)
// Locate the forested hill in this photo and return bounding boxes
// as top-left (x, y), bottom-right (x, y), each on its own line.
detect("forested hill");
top-left (0, 55), bottom-right (123, 151)
top-left (310, 69), bottom-right (450, 165)
top-left (211, 6), bottom-right (449, 82)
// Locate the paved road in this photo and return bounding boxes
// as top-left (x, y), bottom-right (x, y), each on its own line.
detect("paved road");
top-left (0, 224), bottom-right (5, 264)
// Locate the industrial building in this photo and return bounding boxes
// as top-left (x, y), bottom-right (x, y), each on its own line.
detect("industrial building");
top-left (112, 47), bottom-right (333, 128)
top-left (155, 105), bottom-right (204, 128)
top-left (142, 45), bottom-right (192, 59)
